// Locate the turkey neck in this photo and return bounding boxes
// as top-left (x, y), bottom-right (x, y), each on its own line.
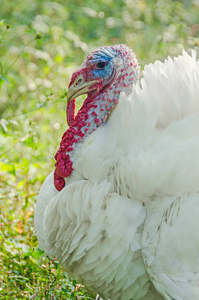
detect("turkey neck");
top-left (54, 58), bottom-right (139, 191)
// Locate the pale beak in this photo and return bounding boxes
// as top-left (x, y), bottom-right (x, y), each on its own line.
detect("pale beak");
top-left (67, 74), bottom-right (99, 102)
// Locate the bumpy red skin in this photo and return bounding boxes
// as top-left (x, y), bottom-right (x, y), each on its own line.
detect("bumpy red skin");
top-left (54, 68), bottom-right (104, 191)
top-left (67, 100), bottom-right (75, 127)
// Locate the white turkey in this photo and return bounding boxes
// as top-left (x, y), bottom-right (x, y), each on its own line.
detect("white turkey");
top-left (34, 44), bottom-right (199, 300)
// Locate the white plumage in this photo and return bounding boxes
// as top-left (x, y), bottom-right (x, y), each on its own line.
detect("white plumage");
top-left (35, 46), bottom-right (199, 300)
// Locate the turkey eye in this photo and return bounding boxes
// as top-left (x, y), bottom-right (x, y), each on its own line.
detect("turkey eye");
top-left (96, 61), bottom-right (106, 70)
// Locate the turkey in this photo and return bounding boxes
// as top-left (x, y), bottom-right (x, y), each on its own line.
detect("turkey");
top-left (34, 44), bottom-right (199, 300)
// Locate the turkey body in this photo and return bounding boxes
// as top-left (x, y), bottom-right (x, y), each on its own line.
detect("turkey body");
top-left (34, 45), bottom-right (199, 300)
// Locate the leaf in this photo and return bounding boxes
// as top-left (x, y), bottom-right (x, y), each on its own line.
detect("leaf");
top-left (0, 79), bottom-right (3, 89)
top-left (0, 118), bottom-right (8, 132)
top-left (36, 102), bottom-right (44, 109)
top-left (9, 120), bottom-right (18, 126)
top-left (0, 161), bottom-right (15, 174)
top-left (0, 19), bottom-right (5, 27)
top-left (20, 134), bottom-right (30, 142)
top-left (32, 248), bottom-right (44, 259)
top-left (0, 75), bottom-right (10, 84)
top-left (0, 61), bottom-right (3, 73)
top-left (26, 28), bottom-right (36, 35)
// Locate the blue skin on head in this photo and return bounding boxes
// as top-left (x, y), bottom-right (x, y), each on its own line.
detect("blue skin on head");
top-left (86, 47), bottom-right (120, 81)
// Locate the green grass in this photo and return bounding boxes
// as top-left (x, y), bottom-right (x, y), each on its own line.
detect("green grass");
top-left (0, 0), bottom-right (199, 299)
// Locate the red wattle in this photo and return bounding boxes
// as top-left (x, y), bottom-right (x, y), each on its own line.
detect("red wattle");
top-left (67, 99), bottom-right (75, 126)
top-left (55, 153), bottom-right (73, 177)
top-left (54, 170), bottom-right (66, 191)
top-left (54, 99), bottom-right (91, 191)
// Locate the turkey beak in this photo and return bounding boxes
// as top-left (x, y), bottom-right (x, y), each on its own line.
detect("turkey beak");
top-left (67, 74), bottom-right (99, 102)
top-left (66, 74), bottom-right (99, 126)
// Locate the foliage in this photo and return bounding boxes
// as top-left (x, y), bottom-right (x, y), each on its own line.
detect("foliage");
top-left (0, 0), bottom-right (199, 299)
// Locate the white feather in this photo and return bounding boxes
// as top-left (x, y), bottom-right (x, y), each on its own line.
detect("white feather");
top-left (35, 49), bottom-right (199, 299)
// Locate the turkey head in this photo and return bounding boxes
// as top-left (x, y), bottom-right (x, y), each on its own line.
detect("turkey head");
top-left (54, 44), bottom-right (139, 191)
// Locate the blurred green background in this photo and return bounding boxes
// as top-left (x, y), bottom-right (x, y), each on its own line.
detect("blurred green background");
top-left (0, 0), bottom-right (199, 299)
